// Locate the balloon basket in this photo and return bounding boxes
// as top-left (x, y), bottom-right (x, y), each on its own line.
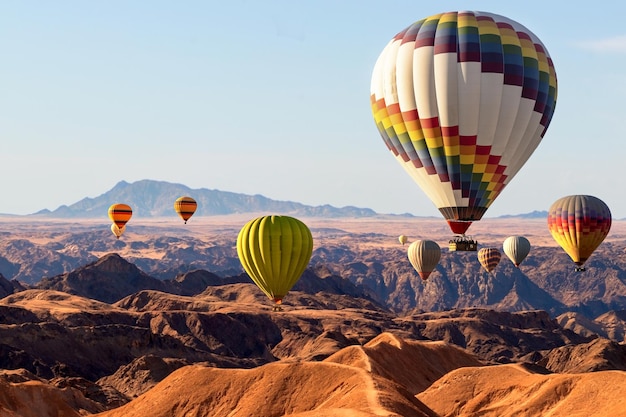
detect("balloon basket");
top-left (272, 298), bottom-right (284, 312)
top-left (448, 236), bottom-right (478, 252)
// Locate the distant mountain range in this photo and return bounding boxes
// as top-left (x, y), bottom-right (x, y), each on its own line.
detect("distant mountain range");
top-left (497, 210), bottom-right (547, 219)
top-left (31, 179), bottom-right (380, 219)
top-left (25, 179), bottom-right (548, 219)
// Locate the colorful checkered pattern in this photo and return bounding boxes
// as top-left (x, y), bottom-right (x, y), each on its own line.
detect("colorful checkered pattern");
top-left (547, 195), bottom-right (612, 266)
top-left (371, 11), bottom-right (558, 224)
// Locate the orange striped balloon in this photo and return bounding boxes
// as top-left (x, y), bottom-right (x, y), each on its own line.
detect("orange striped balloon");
top-left (174, 196), bottom-right (197, 224)
top-left (108, 203), bottom-right (133, 229)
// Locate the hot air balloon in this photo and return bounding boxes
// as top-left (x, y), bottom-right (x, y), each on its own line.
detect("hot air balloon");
top-left (478, 247), bottom-right (501, 273)
top-left (111, 223), bottom-right (126, 239)
top-left (407, 239), bottom-right (441, 280)
top-left (370, 11), bottom-right (558, 238)
top-left (108, 203), bottom-right (132, 229)
top-left (236, 215), bottom-right (313, 310)
top-left (503, 235), bottom-right (531, 267)
top-left (399, 235), bottom-right (408, 245)
top-left (547, 195), bottom-right (611, 271)
top-left (174, 196), bottom-right (197, 224)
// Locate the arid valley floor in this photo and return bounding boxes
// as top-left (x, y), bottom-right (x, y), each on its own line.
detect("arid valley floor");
top-left (1, 215), bottom-right (626, 416)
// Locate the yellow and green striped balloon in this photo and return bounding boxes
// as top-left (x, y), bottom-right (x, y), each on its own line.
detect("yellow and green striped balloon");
top-left (236, 215), bottom-right (313, 307)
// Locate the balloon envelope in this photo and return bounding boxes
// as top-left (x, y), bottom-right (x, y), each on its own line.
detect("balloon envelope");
top-left (407, 239), bottom-right (441, 280)
top-left (111, 223), bottom-right (126, 239)
top-left (108, 204), bottom-right (132, 229)
top-left (370, 11), bottom-right (558, 235)
top-left (478, 247), bottom-right (501, 273)
top-left (547, 195), bottom-right (611, 268)
top-left (236, 215), bottom-right (313, 305)
top-left (174, 196), bottom-right (197, 223)
top-left (399, 235), bottom-right (408, 245)
top-left (503, 236), bottom-right (531, 267)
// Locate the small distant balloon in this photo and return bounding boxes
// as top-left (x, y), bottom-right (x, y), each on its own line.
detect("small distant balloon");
top-left (111, 223), bottom-right (126, 239)
top-left (108, 203), bottom-right (132, 229)
top-left (503, 236), bottom-right (531, 267)
top-left (174, 196), bottom-right (197, 224)
top-left (547, 195), bottom-right (612, 271)
top-left (407, 239), bottom-right (441, 280)
top-left (399, 235), bottom-right (408, 245)
top-left (478, 248), bottom-right (501, 273)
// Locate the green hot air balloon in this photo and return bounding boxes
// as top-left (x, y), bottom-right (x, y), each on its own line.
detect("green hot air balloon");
top-left (503, 236), bottom-right (531, 267)
top-left (407, 239), bottom-right (441, 280)
top-left (236, 215), bottom-right (313, 310)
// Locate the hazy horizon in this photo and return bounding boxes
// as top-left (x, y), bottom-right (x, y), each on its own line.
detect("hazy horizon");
top-left (0, 179), bottom-right (556, 219)
top-left (2, 1), bottom-right (624, 218)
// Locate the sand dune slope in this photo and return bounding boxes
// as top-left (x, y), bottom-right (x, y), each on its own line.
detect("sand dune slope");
top-left (418, 363), bottom-right (626, 417)
top-left (325, 332), bottom-right (483, 394)
top-left (95, 361), bottom-right (436, 417)
top-left (0, 372), bottom-right (103, 417)
top-left (0, 289), bottom-right (123, 316)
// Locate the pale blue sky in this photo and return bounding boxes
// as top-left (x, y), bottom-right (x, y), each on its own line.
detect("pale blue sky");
top-left (1, 1), bottom-right (625, 217)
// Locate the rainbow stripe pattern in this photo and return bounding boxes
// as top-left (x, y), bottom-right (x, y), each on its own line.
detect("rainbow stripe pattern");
top-left (547, 195), bottom-right (612, 267)
top-left (371, 11), bottom-right (558, 230)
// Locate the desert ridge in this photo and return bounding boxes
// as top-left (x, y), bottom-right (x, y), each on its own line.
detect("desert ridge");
top-left (418, 364), bottom-right (626, 417)
top-left (1, 216), bottom-right (626, 415)
top-left (92, 333), bottom-right (626, 417)
top-left (94, 359), bottom-right (434, 417)
top-left (0, 286), bottom-right (624, 416)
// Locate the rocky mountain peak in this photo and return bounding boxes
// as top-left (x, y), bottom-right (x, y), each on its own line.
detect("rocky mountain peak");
top-left (92, 253), bottom-right (142, 273)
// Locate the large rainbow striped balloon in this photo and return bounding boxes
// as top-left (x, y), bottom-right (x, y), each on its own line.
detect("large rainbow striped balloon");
top-left (371, 11), bottom-right (558, 235)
